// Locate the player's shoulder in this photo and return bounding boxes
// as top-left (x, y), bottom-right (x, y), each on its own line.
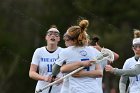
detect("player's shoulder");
top-left (125, 57), bottom-right (135, 62)
top-left (64, 46), bottom-right (73, 50)
top-left (53, 47), bottom-right (65, 54)
top-left (59, 46), bottom-right (73, 54)
top-left (34, 46), bottom-right (45, 52)
top-left (32, 47), bottom-right (45, 56)
top-left (124, 57), bottom-right (135, 65)
top-left (87, 46), bottom-right (100, 53)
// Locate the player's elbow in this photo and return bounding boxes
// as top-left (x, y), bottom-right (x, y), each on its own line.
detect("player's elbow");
top-left (29, 71), bottom-right (32, 78)
top-left (29, 71), bottom-right (34, 79)
top-left (97, 70), bottom-right (103, 77)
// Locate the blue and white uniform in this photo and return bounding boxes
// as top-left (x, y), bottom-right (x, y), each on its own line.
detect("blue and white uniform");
top-left (31, 46), bottom-right (63, 93)
top-left (121, 57), bottom-right (140, 93)
top-left (56, 46), bottom-right (102, 93)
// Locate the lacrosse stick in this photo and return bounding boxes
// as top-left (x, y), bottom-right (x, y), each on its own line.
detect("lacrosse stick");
top-left (35, 48), bottom-right (114, 93)
top-left (48, 76), bottom-right (56, 93)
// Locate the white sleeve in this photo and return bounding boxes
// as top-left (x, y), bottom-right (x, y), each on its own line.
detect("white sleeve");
top-left (113, 66), bottom-right (140, 76)
top-left (119, 60), bottom-right (129, 93)
top-left (119, 76), bottom-right (128, 93)
top-left (31, 48), bottom-right (40, 65)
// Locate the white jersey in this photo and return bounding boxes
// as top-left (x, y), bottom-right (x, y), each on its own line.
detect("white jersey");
top-left (56, 46), bottom-right (102, 93)
top-left (31, 46), bottom-right (63, 93)
top-left (123, 57), bottom-right (140, 93)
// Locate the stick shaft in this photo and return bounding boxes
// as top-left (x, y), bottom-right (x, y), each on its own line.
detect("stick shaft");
top-left (38, 66), bottom-right (84, 92)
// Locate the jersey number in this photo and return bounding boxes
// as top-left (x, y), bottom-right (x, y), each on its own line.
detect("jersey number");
top-left (47, 64), bottom-right (52, 72)
top-left (81, 58), bottom-right (90, 71)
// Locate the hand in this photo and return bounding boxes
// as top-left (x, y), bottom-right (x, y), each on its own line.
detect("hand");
top-left (72, 70), bottom-right (85, 77)
top-left (54, 77), bottom-right (63, 85)
top-left (43, 76), bottom-right (53, 83)
top-left (105, 65), bottom-right (114, 72)
top-left (81, 60), bottom-right (95, 67)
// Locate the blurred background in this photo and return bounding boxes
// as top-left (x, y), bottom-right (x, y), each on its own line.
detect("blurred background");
top-left (0, 0), bottom-right (140, 93)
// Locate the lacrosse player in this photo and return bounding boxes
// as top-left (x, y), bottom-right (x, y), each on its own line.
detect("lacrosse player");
top-left (29, 25), bottom-right (63, 93)
top-left (59, 33), bottom-right (101, 93)
top-left (105, 29), bottom-right (140, 93)
top-left (55, 19), bottom-right (104, 93)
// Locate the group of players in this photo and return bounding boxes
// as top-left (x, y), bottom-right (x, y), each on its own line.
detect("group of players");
top-left (29, 19), bottom-right (140, 93)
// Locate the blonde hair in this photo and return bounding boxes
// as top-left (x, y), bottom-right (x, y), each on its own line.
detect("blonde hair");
top-left (132, 29), bottom-right (140, 45)
top-left (134, 29), bottom-right (140, 38)
top-left (66, 19), bottom-right (89, 46)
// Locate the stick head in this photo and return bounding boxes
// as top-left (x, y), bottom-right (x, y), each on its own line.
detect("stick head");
top-left (100, 48), bottom-right (114, 62)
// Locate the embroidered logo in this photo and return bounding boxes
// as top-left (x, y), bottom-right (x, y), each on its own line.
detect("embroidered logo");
top-left (79, 50), bottom-right (87, 56)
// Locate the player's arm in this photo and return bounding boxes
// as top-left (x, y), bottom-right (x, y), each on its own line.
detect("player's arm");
top-left (60, 60), bottom-right (94, 73)
top-left (105, 64), bottom-right (140, 76)
top-left (119, 76), bottom-right (128, 93)
top-left (72, 63), bottom-right (103, 78)
top-left (93, 43), bottom-right (119, 61)
top-left (113, 52), bottom-right (119, 61)
top-left (91, 35), bottom-right (119, 61)
top-left (29, 64), bottom-right (52, 82)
